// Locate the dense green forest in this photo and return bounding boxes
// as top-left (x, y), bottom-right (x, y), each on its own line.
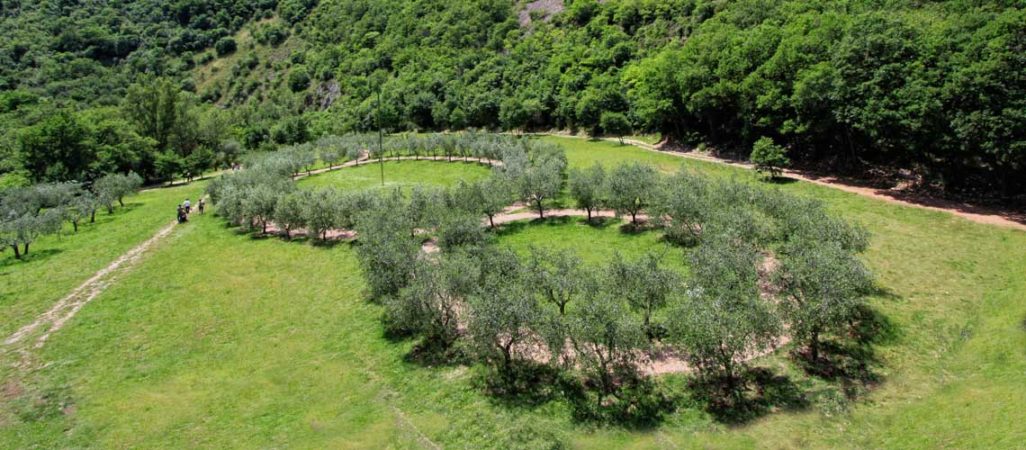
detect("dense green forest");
top-left (1, 0), bottom-right (1024, 198)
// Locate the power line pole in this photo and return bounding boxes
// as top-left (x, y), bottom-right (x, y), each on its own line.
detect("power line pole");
top-left (378, 89), bottom-right (384, 186)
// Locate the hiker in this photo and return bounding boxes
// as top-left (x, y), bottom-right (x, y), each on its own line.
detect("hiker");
top-left (198, 198), bottom-right (205, 214)
top-left (184, 198), bottom-right (191, 213)
top-left (177, 205), bottom-right (187, 223)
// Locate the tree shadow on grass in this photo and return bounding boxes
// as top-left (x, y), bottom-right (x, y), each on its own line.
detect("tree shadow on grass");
top-left (764, 176), bottom-right (798, 185)
top-left (690, 368), bottom-right (810, 425)
top-left (790, 306), bottom-right (895, 400)
top-left (618, 221), bottom-right (657, 235)
top-left (562, 374), bottom-right (679, 429)
top-left (583, 216), bottom-right (617, 229)
top-left (478, 362), bottom-right (561, 409)
top-left (0, 248), bottom-right (64, 267)
top-left (402, 338), bottom-right (469, 368)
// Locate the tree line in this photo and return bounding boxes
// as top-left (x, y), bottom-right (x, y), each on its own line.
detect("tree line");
top-left (208, 134), bottom-right (876, 422)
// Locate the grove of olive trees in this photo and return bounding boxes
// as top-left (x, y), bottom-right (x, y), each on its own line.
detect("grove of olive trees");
top-left (209, 133), bottom-right (875, 423)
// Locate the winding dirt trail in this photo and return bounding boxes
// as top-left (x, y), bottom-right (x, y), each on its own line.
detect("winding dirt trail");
top-left (574, 135), bottom-right (1026, 232)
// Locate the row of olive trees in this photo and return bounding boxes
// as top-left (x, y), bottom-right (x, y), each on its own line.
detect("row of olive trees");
top-left (207, 133), bottom-right (560, 243)
top-left (0, 173), bottom-right (143, 259)
top-left (262, 132), bottom-right (539, 178)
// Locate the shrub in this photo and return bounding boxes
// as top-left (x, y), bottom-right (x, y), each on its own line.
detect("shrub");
top-left (751, 137), bottom-right (790, 179)
top-left (600, 112), bottom-right (631, 144)
top-left (288, 66), bottom-right (311, 92)
top-left (214, 37), bottom-right (237, 57)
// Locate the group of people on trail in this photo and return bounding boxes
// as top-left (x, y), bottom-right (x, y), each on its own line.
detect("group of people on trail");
top-left (176, 198), bottom-right (204, 224)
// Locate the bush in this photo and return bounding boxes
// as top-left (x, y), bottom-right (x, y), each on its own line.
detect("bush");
top-left (214, 37), bottom-right (237, 57)
top-left (600, 112), bottom-right (631, 143)
top-left (288, 66), bottom-right (311, 92)
top-left (751, 137), bottom-right (790, 179)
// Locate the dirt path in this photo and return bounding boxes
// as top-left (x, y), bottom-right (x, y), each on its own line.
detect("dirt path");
top-left (571, 135), bottom-right (1026, 232)
top-left (4, 218), bottom-right (185, 368)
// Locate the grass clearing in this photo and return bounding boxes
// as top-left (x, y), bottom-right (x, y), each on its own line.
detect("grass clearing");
top-left (2, 137), bottom-right (1024, 448)
top-left (298, 160), bottom-right (491, 191)
top-left (495, 216), bottom-right (688, 273)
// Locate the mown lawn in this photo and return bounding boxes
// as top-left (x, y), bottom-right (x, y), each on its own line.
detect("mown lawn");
top-left (0, 182), bottom-right (206, 338)
top-left (297, 159), bottom-right (491, 192)
top-left (495, 216), bottom-right (689, 274)
top-left (2, 137), bottom-right (1024, 448)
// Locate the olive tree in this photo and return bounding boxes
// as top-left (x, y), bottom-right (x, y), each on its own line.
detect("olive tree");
top-left (651, 169), bottom-right (711, 245)
top-left (467, 264), bottom-right (542, 386)
top-left (605, 162), bottom-right (658, 224)
top-left (93, 172), bottom-right (143, 212)
top-left (477, 177), bottom-right (513, 228)
top-left (517, 159), bottom-right (563, 219)
top-left (775, 240), bottom-right (873, 362)
top-left (526, 247), bottom-right (584, 316)
top-left (667, 237), bottom-right (780, 401)
top-left (0, 208), bottom-right (63, 258)
top-left (66, 192), bottom-right (99, 232)
top-left (568, 164), bottom-right (606, 221)
top-left (303, 188), bottom-right (343, 240)
top-left (355, 206), bottom-right (422, 300)
top-left (273, 191), bottom-right (309, 239)
top-left (438, 211), bottom-right (488, 251)
top-left (567, 281), bottom-right (647, 407)
top-left (607, 252), bottom-right (680, 340)
top-left (388, 251), bottom-right (480, 347)
top-left (242, 185), bottom-right (282, 234)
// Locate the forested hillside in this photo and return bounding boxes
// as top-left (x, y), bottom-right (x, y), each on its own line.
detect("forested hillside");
top-left (1, 0), bottom-right (1024, 199)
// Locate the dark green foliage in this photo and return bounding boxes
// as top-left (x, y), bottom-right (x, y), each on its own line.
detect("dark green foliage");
top-left (3, 0), bottom-right (1025, 197)
top-left (214, 37), bottom-right (238, 57)
top-left (19, 112), bottom-right (93, 182)
top-left (154, 152), bottom-right (186, 184)
top-left (288, 66), bottom-right (312, 92)
top-left (600, 112), bottom-right (631, 143)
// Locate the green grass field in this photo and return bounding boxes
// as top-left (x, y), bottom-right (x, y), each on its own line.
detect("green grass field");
top-left (1, 137), bottom-right (1024, 448)
top-left (298, 160), bottom-right (491, 192)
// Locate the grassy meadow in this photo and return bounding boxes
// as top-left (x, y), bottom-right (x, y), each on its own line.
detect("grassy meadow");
top-left (1, 136), bottom-right (1024, 448)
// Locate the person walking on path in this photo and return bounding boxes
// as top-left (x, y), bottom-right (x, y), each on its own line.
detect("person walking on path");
top-left (198, 198), bottom-right (205, 214)
top-left (184, 198), bottom-right (191, 214)
top-left (177, 205), bottom-right (187, 224)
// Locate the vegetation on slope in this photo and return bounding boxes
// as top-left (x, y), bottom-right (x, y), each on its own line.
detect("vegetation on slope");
top-left (2, 0), bottom-right (1025, 199)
